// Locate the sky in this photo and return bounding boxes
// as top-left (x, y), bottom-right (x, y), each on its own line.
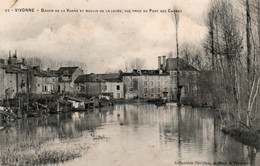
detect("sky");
top-left (0, 0), bottom-right (210, 73)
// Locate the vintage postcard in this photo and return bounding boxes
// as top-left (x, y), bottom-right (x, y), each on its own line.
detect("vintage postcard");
top-left (0, 0), bottom-right (259, 165)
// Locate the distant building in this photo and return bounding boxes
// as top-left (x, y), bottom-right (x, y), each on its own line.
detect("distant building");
top-left (0, 53), bottom-right (28, 100)
top-left (75, 73), bottom-right (124, 99)
top-left (30, 69), bottom-right (59, 94)
top-left (0, 65), bottom-right (28, 100)
top-left (75, 74), bottom-right (104, 97)
top-left (96, 73), bottom-right (124, 99)
top-left (56, 67), bottom-right (84, 93)
top-left (163, 56), bottom-right (198, 102)
top-left (122, 56), bottom-right (198, 100)
top-left (122, 70), bottom-right (173, 100)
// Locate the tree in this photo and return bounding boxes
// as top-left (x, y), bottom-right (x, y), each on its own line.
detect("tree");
top-left (180, 43), bottom-right (203, 70)
top-left (125, 58), bottom-right (145, 72)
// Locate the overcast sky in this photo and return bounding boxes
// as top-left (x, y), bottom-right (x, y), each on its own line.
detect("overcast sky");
top-left (0, 0), bottom-right (209, 73)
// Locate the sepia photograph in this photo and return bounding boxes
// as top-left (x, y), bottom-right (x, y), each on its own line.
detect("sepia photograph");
top-left (0, 0), bottom-right (260, 165)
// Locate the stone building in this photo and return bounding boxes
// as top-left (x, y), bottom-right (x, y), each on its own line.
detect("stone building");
top-left (164, 57), bottom-right (198, 102)
top-left (96, 73), bottom-right (124, 99)
top-left (0, 54), bottom-right (28, 100)
top-left (75, 73), bottom-right (124, 99)
top-left (75, 74), bottom-right (104, 97)
top-left (30, 69), bottom-right (59, 94)
top-left (0, 66), bottom-right (27, 100)
top-left (122, 56), bottom-right (198, 101)
top-left (56, 67), bottom-right (84, 94)
top-left (122, 70), bottom-right (174, 100)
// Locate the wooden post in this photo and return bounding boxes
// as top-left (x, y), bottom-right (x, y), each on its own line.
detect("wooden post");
top-left (26, 70), bottom-right (30, 113)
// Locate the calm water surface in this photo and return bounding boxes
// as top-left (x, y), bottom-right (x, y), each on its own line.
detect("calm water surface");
top-left (1, 104), bottom-right (259, 166)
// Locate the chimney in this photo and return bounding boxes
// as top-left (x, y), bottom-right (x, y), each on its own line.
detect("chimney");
top-left (158, 56), bottom-right (161, 70)
top-left (162, 56), bottom-right (166, 70)
top-left (22, 58), bottom-right (26, 65)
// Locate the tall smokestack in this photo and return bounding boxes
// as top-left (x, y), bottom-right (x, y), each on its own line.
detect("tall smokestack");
top-left (158, 56), bottom-right (161, 70)
top-left (162, 56), bottom-right (166, 70)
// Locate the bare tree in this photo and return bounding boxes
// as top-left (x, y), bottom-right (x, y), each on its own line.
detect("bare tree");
top-left (180, 43), bottom-right (203, 70)
top-left (125, 58), bottom-right (145, 72)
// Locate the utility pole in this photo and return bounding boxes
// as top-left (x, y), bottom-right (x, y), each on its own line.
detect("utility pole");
top-left (174, 10), bottom-right (182, 106)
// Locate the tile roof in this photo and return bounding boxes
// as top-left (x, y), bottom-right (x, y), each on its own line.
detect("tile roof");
top-left (74, 74), bottom-right (105, 83)
top-left (57, 67), bottom-right (79, 76)
top-left (96, 73), bottom-right (122, 82)
top-left (122, 70), bottom-right (170, 76)
top-left (32, 70), bottom-right (57, 77)
top-left (2, 65), bottom-right (28, 74)
top-left (166, 58), bottom-right (198, 71)
top-left (75, 73), bottom-right (123, 83)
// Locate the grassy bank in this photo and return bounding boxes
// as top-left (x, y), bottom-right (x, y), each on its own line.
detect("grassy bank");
top-left (0, 133), bottom-right (107, 166)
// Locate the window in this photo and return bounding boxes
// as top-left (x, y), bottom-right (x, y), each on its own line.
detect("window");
top-left (42, 85), bottom-right (47, 92)
top-left (104, 85), bottom-right (107, 91)
top-left (116, 85), bottom-right (120, 90)
top-left (151, 81), bottom-right (153, 86)
top-left (144, 88), bottom-right (147, 93)
top-left (157, 88), bottom-right (160, 92)
top-left (151, 94), bottom-right (154, 97)
top-left (117, 93), bottom-right (120, 99)
top-left (144, 81), bottom-right (147, 86)
top-left (157, 94), bottom-right (160, 98)
top-left (157, 82), bottom-right (160, 86)
top-left (151, 88), bottom-right (154, 93)
top-left (163, 93), bottom-right (167, 97)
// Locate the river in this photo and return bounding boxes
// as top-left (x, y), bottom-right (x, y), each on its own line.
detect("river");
top-left (0, 104), bottom-right (259, 166)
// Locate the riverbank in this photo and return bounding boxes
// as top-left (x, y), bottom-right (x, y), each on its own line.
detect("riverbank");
top-left (2, 104), bottom-right (258, 166)
top-left (2, 95), bottom-right (259, 155)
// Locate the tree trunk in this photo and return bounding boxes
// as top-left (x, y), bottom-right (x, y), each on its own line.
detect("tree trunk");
top-left (246, 0), bottom-right (252, 87)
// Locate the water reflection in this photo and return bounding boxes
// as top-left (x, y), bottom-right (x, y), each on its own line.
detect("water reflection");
top-left (1, 104), bottom-right (259, 166)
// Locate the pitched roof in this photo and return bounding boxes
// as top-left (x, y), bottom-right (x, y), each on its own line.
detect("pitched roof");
top-left (75, 73), bottom-right (123, 83)
top-left (74, 74), bottom-right (105, 83)
top-left (122, 70), bottom-right (169, 76)
top-left (96, 73), bottom-right (122, 82)
top-left (2, 65), bottom-right (28, 74)
top-left (166, 58), bottom-right (198, 71)
top-left (33, 70), bottom-right (57, 77)
top-left (57, 67), bottom-right (79, 76)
